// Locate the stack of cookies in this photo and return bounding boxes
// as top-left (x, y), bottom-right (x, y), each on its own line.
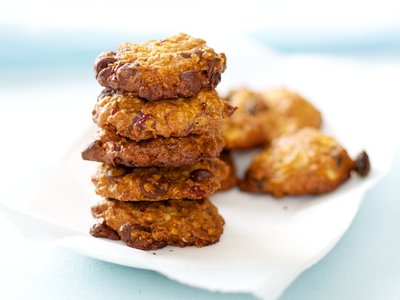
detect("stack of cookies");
top-left (82, 33), bottom-right (235, 250)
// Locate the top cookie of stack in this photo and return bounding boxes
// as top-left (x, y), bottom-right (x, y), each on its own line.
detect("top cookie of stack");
top-left (95, 33), bottom-right (226, 101)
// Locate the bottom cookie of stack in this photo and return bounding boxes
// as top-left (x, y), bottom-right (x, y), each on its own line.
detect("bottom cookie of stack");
top-left (90, 198), bottom-right (225, 250)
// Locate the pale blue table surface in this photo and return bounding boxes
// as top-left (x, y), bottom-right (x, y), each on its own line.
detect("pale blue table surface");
top-left (1, 30), bottom-right (399, 299)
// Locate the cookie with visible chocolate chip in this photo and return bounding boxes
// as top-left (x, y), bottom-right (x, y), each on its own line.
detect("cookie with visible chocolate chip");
top-left (222, 87), bottom-right (322, 149)
top-left (95, 33), bottom-right (226, 101)
top-left (240, 128), bottom-right (370, 197)
top-left (94, 88), bottom-right (235, 141)
top-left (81, 128), bottom-right (225, 168)
top-left (93, 159), bottom-right (229, 201)
top-left (90, 198), bottom-right (225, 250)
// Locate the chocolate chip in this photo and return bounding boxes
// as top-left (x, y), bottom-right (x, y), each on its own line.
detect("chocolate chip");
top-left (179, 70), bottom-right (202, 94)
top-left (90, 222), bottom-right (120, 240)
top-left (139, 178), bottom-right (167, 199)
top-left (179, 52), bottom-right (192, 58)
top-left (150, 241), bottom-right (168, 250)
top-left (81, 140), bottom-right (103, 161)
top-left (132, 223), bottom-right (151, 233)
top-left (207, 58), bottom-right (217, 78)
top-left (207, 58), bottom-right (224, 87)
top-left (118, 63), bottom-right (137, 73)
top-left (119, 223), bottom-right (134, 242)
top-left (210, 73), bottom-right (221, 87)
top-left (96, 66), bottom-right (114, 85)
top-left (94, 53), bottom-right (117, 74)
top-left (119, 224), bottom-right (166, 251)
top-left (180, 70), bottom-right (200, 81)
top-left (116, 63), bottom-right (138, 85)
top-left (354, 150), bottom-right (371, 177)
top-left (190, 169), bottom-right (213, 181)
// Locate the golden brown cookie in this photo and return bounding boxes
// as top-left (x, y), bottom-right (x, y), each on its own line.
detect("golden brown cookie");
top-left (93, 159), bottom-right (229, 201)
top-left (95, 33), bottom-right (226, 100)
top-left (94, 88), bottom-right (235, 141)
top-left (90, 198), bottom-right (225, 250)
top-left (240, 128), bottom-right (370, 197)
top-left (261, 88), bottom-right (322, 141)
top-left (222, 87), bottom-right (322, 149)
top-left (218, 150), bottom-right (238, 191)
top-left (222, 88), bottom-right (268, 149)
top-left (81, 128), bottom-right (225, 168)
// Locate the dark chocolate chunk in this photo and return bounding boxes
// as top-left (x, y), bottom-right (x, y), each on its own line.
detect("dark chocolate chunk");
top-left (190, 169), bottom-right (213, 181)
top-left (354, 150), bottom-right (371, 177)
top-left (90, 222), bottom-right (120, 240)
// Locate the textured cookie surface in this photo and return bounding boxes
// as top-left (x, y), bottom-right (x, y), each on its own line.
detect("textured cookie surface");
top-left (95, 33), bottom-right (226, 100)
top-left (81, 128), bottom-right (225, 168)
top-left (93, 159), bottom-right (229, 201)
top-left (94, 88), bottom-right (235, 141)
top-left (218, 150), bottom-right (238, 191)
top-left (90, 198), bottom-right (225, 250)
top-left (222, 87), bottom-right (322, 149)
top-left (240, 128), bottom-right (363, 197)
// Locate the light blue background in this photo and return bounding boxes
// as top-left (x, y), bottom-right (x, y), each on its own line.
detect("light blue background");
top-left (0, 30), bottom-right (399, 299)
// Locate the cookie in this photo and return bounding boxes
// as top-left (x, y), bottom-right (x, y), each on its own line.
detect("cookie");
top-left (222, 87), bottom-right (322, 149)
top-left (93, 159), bottom-right (229, 201)
top-left (81, 128), bottom-right (225, 168)
top-left (240, 128), bottom-right (370, 197)
top-left (95, 33), bottom-right (226, 100)
top-left (94, 88), bottom-right (235, 141)
top-left (261, 88), bottom-right (322, 141)
top-left (90, 198), bottom-right (225, 250)
top-left (218, 150), bottom-right (238, 191)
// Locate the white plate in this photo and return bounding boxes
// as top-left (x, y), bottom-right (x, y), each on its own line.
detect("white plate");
top-left (0, 37), bottom-right (398, 300)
